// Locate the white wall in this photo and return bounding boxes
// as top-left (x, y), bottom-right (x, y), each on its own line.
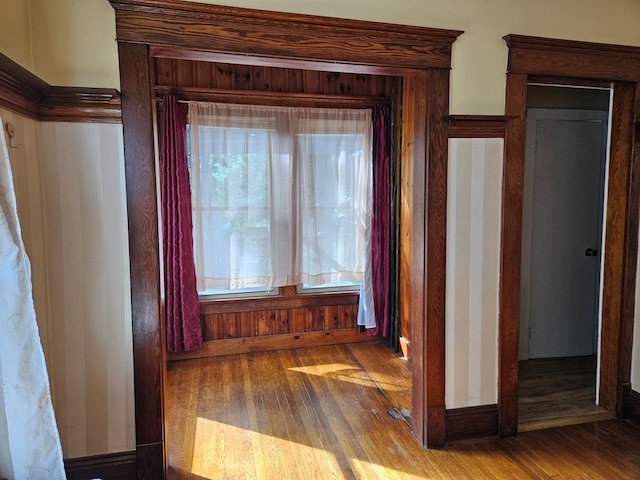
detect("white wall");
top-left (12, 0), bottom-right (640, 115)
top-left (2, 0), bottom-right (640, 452)
top-left (5, 112), bottom-right (135, 459)
top-left (446, 138), bottom-right (503, 408)
top-left (37, 122), bottom-right (134, 458)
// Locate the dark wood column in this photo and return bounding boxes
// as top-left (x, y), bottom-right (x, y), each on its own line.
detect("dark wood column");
top-left (407, 68), bottom-right (450, 448)
top-left (498, 72), bottom-right (528, 437)
top-left (117, 40), bottom-right (166, 479)
top-left (600, 82), bottom-right (638, 414)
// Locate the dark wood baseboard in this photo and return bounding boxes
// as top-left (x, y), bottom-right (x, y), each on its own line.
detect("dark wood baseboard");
top-left (65, 451), bottom-right (136, 480)
top-left (627, 389), bottom-right (640, 426)
top-left (446, 404), bottom-right (499, 442)
top-left (168, 328), bottom-right (381, 361)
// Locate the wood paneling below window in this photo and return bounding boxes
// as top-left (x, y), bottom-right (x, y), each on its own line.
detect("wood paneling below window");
top-left (203, 303), bottom-right (358, 341)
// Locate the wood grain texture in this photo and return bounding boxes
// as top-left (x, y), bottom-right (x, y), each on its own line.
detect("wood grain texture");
top-left (168, 329), bottom-right (382, 361)
top-left (505, 34), bottom-right (640, 82)
top-left (111, 1), bottom-right (459, 472)
top-left (518, 356), bottom-right (612, 432)
top-left (628, 389), bottom-right (640, 426)
top-left (65, 451), bottom-right (136, 480)
top-left (0, 52), bottom-right (46, 119)
top-left (200, 291), bottom-right (358, 315)
top-left (403, 72), bottom-right (428, 447)
top-left (446, 405), bottom-right (499, 442)
top-left (117, 41), bottom-right (166, 472)
top-left (502, 35), bottom-right (640, 438)
top-left (498, 72), bottom-right (528, 437)
top-left (0, 51), bottom-right (122, 122)
top-left (110, 0), bottom-right (461, 72)
top-left (200, 300), bottom-right (360, 342)
top-left (423, 68), bottom-right (451, 447)
top-left (166, 342), bottom-right (640, 479)
top-left (617, 83), bottom-right (640, 416)
top-left (155, 58), bottom-right (392, 98)
top-left (448, 115), bottom-right (507, 138)
top-left (39, 86), bottom-right (122, 123)
top-left (156, 87), bottom-right (389, 109)
top-left (600, 83), bottom-right (636, 412)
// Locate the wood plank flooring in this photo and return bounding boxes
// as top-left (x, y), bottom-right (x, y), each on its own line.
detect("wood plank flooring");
top-left (166, 342), bottom-right (640, 479)
top-left (518, 355), bottom-right (612, 431)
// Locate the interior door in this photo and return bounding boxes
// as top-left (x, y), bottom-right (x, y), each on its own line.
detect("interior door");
top-left (520, 108), bottom-right (609, 359)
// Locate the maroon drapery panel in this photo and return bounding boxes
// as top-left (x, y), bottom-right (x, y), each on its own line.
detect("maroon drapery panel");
top-left (161, 95), bottom-right (203, 352)
top-left (368, 106), bottom-right (392, 337)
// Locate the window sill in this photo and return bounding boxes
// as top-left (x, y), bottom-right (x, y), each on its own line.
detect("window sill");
top-left (199, 290), bottom-right (359, 315)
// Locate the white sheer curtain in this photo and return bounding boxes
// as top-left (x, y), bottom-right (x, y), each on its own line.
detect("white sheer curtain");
top-left (0, 118), bottom-right (65, 480)
top-left (188, 102), bottom-right (372, 291)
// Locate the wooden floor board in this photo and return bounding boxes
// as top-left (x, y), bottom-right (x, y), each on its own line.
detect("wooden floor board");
top-left (167, 342), bottom-right (640, 479)
top-left (518, 355), bottom-right (613, 431)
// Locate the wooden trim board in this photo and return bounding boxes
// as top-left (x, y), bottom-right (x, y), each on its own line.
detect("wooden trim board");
top-left (65, 451), bottom-right (136, 480)
top-left (110, 1), bottom-right (460, 471)
top-left (499, 35), bottom-right (640, 437)
top-left (0, 52), bottom-right (121, 122)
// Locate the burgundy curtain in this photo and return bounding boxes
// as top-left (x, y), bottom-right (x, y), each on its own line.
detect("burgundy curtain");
top-left (161, 95), bottom-right (203, 352)
top-left (368, 106), bottom-right (392, 337)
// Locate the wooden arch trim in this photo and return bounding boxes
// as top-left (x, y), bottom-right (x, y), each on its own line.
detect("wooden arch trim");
top-left (499, 34), bottom-right (640, 436)
top-left (108, 0), bottom-right (462, 476)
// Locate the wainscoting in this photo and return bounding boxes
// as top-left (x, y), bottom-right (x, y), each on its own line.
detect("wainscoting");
top-left (168, 291), bottom-right (383, 360)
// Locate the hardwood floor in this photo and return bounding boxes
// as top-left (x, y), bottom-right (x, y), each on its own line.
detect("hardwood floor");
top-left (518, 355), bottom-right (612, 431)
top-left (166, 342), bottom-right (640, 479)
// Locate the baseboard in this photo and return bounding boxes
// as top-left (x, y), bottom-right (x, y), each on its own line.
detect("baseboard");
top-left (446, 404), bottom-right (499, 442)
top-left (628, 389), bottom-right (640, 426)
top-left (168, 329), bottom-right (382, 361)
top-left (65, 451), bottom-right (136, 480)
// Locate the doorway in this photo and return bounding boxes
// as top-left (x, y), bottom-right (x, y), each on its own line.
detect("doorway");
top-left (518, 85), bottom-right (612, 430)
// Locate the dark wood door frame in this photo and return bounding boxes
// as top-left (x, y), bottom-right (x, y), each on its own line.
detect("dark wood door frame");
top-left (108, 0), bottom-right (461, 475)
top-left (499, 34), bottom-right (640, 436)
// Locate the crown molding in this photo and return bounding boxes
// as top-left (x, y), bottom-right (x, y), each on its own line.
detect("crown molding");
top-left (108, 0), bottom-right (462, 73)
top-left (0, 53), bottom-right (121, 123)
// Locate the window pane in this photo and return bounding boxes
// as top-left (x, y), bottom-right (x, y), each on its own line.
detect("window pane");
top-left (192, 126), bottom-right (272, 290)
top-left (189, 102), bottom-right (371, 295)
top-left (297, 132), bottom-right (366, 286)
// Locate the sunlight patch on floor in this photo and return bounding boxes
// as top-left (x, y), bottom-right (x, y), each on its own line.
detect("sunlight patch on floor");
top-left (288, 363), bottom-right (405, 391)
top-left (191, 416), bottom-right (341, 479)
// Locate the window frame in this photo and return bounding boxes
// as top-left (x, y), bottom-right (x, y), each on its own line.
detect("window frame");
top-left (188, 103), bottom-right (372, 300)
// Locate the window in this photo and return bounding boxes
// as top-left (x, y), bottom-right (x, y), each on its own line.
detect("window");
top-left (188, 102), bottom-right (372, 297)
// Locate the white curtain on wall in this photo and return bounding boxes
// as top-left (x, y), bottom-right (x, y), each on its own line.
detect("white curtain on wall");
top-left (188, 102), bottom-right (372, 290)
top-left (0, 118), bottom-right (65, 480)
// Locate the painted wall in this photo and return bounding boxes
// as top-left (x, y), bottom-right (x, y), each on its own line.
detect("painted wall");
top-left (2, 0), bottom-right (640, 456)
top-left (0, 0), bottom-right (33, 71)
top-left (15, 0), bottom-right (640, 114)
top-left (37, 122), bottom-right (134, 458)
top-left (3, 110), bottom-right (135, 459)
top-left (29, 0), bottom-right (120, 89)
top-left (446, 138), bottom-right (502, 408)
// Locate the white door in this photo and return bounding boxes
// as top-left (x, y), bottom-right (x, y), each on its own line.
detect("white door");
top-left (520, 108), bottom-right (608, 360)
